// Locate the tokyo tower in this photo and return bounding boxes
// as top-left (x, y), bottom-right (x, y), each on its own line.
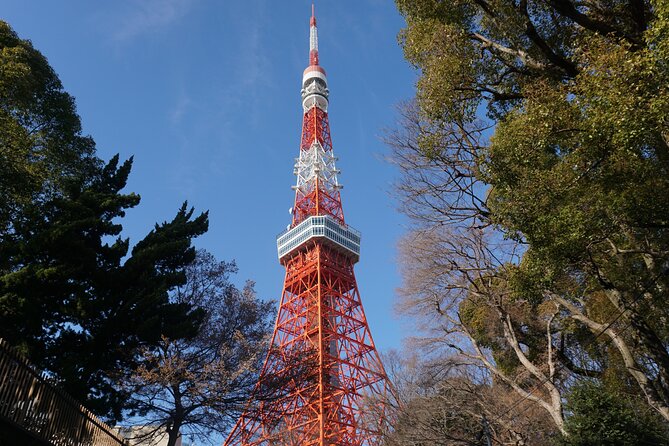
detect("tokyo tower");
top-left (223, 6), bottom-right (392, 446)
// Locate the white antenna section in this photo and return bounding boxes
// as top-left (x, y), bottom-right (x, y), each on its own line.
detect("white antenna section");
top-left (310, 24), bottom-right (318, 53)
top-left (294, 140), bottom-right (342, 197)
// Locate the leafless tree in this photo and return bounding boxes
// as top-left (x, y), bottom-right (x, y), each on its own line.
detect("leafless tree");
top-left (397, 225), bottom-right (571, 435)
top-left (386, 103), bottom-right (601, 436)
top-left (118, 250), bottom-right (274, 446)
top-left (379, 351), bottom-right (557, 445)
top-left (388, 99), bottom-right (669, 427)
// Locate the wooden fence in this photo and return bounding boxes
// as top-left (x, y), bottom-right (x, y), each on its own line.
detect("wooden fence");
top-left (0, 338), bottom-right (128, 446)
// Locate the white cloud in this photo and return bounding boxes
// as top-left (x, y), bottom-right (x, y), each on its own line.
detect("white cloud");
top-left (213, 3), bottom-right (272, 132)
top-left (169, 90), bottom-right (192, 125)
top-left (110, 0), bottom-right (196, 42)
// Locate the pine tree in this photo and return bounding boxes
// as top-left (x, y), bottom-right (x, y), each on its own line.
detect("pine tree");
top-left (0, 20), bottom-right (208, 420)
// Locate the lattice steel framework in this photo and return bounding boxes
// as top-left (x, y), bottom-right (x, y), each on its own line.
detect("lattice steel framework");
top-left (223, 6), bottom-right (392, 446)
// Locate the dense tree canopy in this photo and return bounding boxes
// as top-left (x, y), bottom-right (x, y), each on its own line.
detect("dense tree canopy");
top-left (0, 20), bottom-right (208, 420)
top-left (392, 0), bottom-right (669, 442)
top-left (0, 20), bottom-right (98, 232)
top-left (558, 381), bottom-right (669, 446)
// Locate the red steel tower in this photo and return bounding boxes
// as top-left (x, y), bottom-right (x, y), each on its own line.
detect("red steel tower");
top-left (223, 6), bottom-right (392, 446)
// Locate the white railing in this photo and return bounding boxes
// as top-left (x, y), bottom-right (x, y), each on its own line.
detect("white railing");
top-left (277, 215), bottom-right (361, 262)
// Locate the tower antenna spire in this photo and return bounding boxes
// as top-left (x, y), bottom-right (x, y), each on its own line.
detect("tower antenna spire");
top-left (309, 2), bottom-right (319, 66)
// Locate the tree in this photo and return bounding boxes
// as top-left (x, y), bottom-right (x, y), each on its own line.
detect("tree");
top-left (121, 251), bottom-right (274, 446)
top-left (0, 20), bottom-right (208, 420)
top-left (395, 221), bottom-right (574, 436)
top-left (0, 20), bottom-right (98, 234)
top-left (380, 352), bottom-right (556, 446)
top-left (392, 0), bottom-right (669, 432)
top-left (558, 381), bottom-right (669, 446)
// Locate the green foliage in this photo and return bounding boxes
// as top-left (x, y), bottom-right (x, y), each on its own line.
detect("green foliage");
top-left (483, 10), bottom-right (669, 367)
top-left (486, 32), bottom-right (669, 273)
top-left (459, 274), bottom-right (552, 376)
top-left (0, 20), bottom-right (209, 420)
top-left (0, 153), bottom-right (209, 419)
top-left (0, 20), bottom-right (98, 231)
top-left (557, 381), bottom-right (669, 446)
top-left (394, 0), bottom-right (669, 436)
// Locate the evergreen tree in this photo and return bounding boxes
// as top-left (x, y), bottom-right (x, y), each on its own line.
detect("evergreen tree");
top-left (0, 20), bottom-right (98, 233)
top-left (0, 20), bottom-right (208, 420)
top-left (558, 381), bottom-right (669, 446)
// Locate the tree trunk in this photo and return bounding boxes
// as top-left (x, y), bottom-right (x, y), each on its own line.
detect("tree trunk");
top-left (551, 293), bottom-right (669, 422)
top-left (168, 385), bottom-right (183, 446)
top-left (604, 287), bottom-right (669, 403)
top-left (167, 423), bottom-right (181, 446)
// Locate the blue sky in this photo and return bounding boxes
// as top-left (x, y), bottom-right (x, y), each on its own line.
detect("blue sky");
top-left (3, 1), bottom-right (417, 354)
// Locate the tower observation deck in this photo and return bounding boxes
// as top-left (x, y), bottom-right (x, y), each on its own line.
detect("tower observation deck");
top-left (223, 6), bottom-right (392, 446)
